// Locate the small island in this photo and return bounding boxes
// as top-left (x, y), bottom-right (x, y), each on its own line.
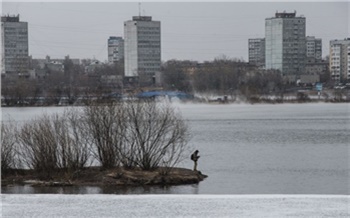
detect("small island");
top-left (2, 167), bottom-right (207, 187)
top-left (1, 101), bottom-right (207, 190)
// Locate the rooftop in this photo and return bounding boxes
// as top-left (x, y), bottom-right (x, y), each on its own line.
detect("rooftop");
top-left (132, 16), bottom-right (152, 21)
top-left (1, 15), bottom-right (20, 22)
top-left (275, 11), bottom-right (296, 18)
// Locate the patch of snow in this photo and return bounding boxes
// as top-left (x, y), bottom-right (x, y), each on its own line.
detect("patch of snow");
top-left (1, 194), bottom-right (348, 218)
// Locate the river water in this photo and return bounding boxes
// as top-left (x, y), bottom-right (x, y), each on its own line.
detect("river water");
top-left (1, 103), bottom-right (349, 194)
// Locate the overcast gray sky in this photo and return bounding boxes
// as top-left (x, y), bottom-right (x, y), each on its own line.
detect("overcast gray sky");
top-left (2, 1), bottom-right (349, 62)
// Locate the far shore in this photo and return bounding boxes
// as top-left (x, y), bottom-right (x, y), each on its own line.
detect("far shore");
top-left (1, 98), bottom-right (349, 108)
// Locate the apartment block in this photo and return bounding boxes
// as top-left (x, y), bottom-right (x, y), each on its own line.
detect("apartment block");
top-left (306, 36), bottom-right (322, 62)
top-left (1, 15), bottom-right (29, 77)
top-left (108, 36), bottom-right (124, 63)
top-left (329, 38), bottom-right (350, 82)
top-left (124, 16), bottom-right (161, 84)
top-left (248, 38), bottom-right (265, 68)
top-left (265, 11), bottom-right (306, 76)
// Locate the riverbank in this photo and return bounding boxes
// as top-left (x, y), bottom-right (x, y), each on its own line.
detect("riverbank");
top-left (1, 167), bottom-right (208, 187)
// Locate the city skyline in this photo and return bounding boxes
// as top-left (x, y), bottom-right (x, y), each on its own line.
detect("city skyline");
top-left (2, 1), bottom-right (349, 62)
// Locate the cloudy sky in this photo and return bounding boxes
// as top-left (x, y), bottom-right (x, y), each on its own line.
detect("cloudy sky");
top-left (2, 1), bottom-right (349, 62)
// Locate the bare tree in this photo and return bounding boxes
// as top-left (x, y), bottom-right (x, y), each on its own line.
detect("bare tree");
top-left (53, 109), bottom-right (92, 171)
top-left (124, 100), bottom-right (189, 170)
top-left (13, 100), bottom-right (190, 175)
top-left (161, 60), bottom-right (194, 92)
top-left (82, 102), bottom-right (125, 169)
top-left (17, 115), bottom-right (59, 177)
top-left (1, 121), bottom-right (20, 172)
top-left (82, 100), bottom-right (190, 171)
top-left (17, 112), bottom-right (92, 177)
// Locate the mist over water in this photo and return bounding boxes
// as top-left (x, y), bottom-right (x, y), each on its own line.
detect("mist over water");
top-left (2, 103), bottom-right (349, 194)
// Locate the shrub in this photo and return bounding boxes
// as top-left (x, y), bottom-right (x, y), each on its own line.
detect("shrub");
top-left (17, 111), bottom-right (92, 177)
top-left (1, 121), bottom-right (20, 172)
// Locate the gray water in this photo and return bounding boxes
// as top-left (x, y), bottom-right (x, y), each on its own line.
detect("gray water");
top-left (1, 103), bottom-right (349, 194)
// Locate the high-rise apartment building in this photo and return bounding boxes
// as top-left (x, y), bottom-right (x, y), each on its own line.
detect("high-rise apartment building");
top-left (108, 36), bottom-right (124, 63)
top-left (124, 16), bottom-right (161, 83)
top-left (265, 11), bottom-right (306, 75)
top-left (306, 36), bottom-right (322, 62)
top-left (248, 38), bottom-right (265, 68)
top-left (1, 15), bottom-right (29, 77)
top-left (329, 38), bottom-right (350, 82)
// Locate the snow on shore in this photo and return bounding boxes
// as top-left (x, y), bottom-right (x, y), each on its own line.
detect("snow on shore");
top-left (1, 194), bottom-right (349, 217)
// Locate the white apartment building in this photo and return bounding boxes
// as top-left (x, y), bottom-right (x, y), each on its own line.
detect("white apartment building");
top-left (265, 11), bottom-right (306, 76)
top-left (1, 15), bottom-right (29, 77)
top-left (124, 16), bottom-right (161, 83)
top-left (330, 38), bottom-right (350, 82)
top-left (108, 36), bottom-right (124, 63)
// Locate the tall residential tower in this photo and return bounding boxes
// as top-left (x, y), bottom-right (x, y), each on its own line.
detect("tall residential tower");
top-left (124, 16), bottom-right (161, 84)
top-left (1, 15), bottom-right (29, 77)
top-left (330, 38), bottom-right (350, 82)
top-left (265, 11), bottom-right (306, 76)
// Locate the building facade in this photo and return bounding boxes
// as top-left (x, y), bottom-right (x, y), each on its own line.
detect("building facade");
top-left (306, 36), bottom-right (322, 62)
top-left (108, 36), bottom-right (124, 63)
top-left (1, 15), bottom-right (29, 77)
top-left (248, 38), bottom-right (265, 68)
top-left (124, 16), bottom-right (161, 83)
top-left (329, 38), bottom-right (350, 83)
top-left (265, 11), bottom-right (306, 76)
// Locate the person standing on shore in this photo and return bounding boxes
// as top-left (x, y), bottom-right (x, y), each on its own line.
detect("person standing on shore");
top-left (191, 150), bottom-right (200, 171)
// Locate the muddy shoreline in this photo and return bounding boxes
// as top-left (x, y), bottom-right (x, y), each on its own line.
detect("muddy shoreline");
top-left (1, 167), bottom-right (208, 188)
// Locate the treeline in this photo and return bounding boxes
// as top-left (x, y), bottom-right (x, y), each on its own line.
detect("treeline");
top-left (161, 58), bottom-right (287, 100)
top-left (2, 56), bottom-right (334, 106)
top-left (1, 101), bottom-right (189, 178)
top-left (1, 58), bottom-right (124, 106)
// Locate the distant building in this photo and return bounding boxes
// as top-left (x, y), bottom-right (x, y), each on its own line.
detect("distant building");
top-left (265, 11), bottom-right (306, 76)
top-left (248, 38), bottom-right (265, 68)
top-left (108, 36), bottom-right (124, 63)
top-left (306, 36), bottom-right (322, 62)
top-left (305, 60), bottom-right (328, 75)
top-left (85, 59), bottom-right (103, 74)
top-left (329, 38), bottom-right (350, 82)
top-left (1, 15), bottom-right (29, 77)
top-left (30, 55), bottom-right (80, 78)
top-left (124, 16), bottom-right (161, 84)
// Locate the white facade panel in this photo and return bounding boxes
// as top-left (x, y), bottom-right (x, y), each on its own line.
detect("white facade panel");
top-left (124, 21), bottom-right (138, 77)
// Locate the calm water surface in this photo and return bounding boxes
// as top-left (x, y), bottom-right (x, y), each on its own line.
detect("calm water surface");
top-left (1, 103), bottom-right (349, 194)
